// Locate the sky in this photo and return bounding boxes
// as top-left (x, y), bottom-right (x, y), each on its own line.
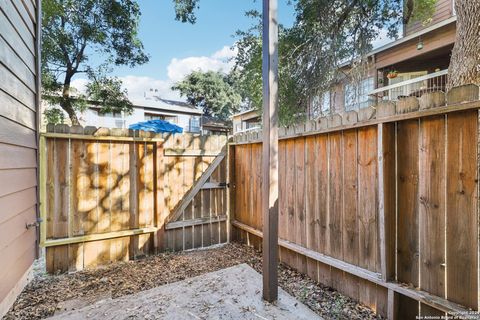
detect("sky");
top-left (73, 0), bottom-right (297, 101)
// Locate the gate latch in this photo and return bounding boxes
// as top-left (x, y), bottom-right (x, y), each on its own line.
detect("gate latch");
top-left (26, 218), bottom-right (43, 230)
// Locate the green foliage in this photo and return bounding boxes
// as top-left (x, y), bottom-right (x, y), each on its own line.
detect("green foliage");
top-left (172, 71), bottom-right (241, 120)
top-left (173, 0), bottom-right (200, 23)
top-left (86, 76), bottom-right (133, 115)
top-left (405, 0), bottom-right (438, 25)
top-left (42, 0), bottom-right (149, 124)
top-left (44, 108), bottom-right (65, 125)
top-left (173, 0), bottom-right (438, 124)
top-left (231, 11), bottom-right (308, 126)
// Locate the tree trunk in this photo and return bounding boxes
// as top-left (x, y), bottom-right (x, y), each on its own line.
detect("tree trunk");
top-left (447, 0), bottom-right (480, 89)
top-left (60, 71), bottom-right (80, 125)
top-left (60, 98), bottom-right (80, 126)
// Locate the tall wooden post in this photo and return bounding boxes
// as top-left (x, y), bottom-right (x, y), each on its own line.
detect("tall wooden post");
top-left (262, 0), bottom-right (279, 302)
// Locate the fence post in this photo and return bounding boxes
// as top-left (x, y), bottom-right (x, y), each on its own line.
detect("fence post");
top-left (227, 143), bottom-right (235, 243)
top-left (39, 135), bottom-right (47, 247)
top-left (262, 0), bottom-right (279, 302)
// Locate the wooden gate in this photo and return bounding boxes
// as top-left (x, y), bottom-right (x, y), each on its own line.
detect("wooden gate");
top-left (40, 125), bottom-right (228, 273)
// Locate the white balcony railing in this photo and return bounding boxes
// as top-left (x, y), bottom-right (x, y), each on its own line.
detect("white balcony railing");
top-left (369, 69), bottom-right (448, 101)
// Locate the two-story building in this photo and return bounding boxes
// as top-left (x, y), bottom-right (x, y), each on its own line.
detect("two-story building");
top-left (312, 0), bottom-right (456, 116)
top-left (231, 109), bottom-right (262, 135)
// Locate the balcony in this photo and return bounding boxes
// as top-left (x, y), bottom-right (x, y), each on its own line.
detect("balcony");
top-left (369, 69), bottom-right (448, 101)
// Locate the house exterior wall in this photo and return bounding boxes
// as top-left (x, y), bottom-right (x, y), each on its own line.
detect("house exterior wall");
top-left (0, 0), bottom-right (40, 316)
top-left (376, 22), bottom-right (456, 69)
top-left (405, 0), bottom-right (454, 36)
top-left (82, 108), bottom-right (200, 132)
top-left (232, 110), bottom-right (261, 134)
top-left (42, 102), bottom-right (203, 133)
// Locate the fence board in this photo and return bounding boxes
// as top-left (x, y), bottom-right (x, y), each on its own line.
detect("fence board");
top-left (419, 116), bottom-right (446, 298)
top-left (446, 110), bottom-right (478, 309)
top-left (305, 136), bottom-right (317, 280)
top-left (342, 130), bottom-right (359, 300)
top-left (397, 119), bottom-right (420, 287)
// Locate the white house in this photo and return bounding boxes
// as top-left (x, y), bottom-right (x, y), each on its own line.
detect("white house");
top-left (84, 96), bottom-right (203, 133)
top-left (43, 93), bottom-right (204, 133)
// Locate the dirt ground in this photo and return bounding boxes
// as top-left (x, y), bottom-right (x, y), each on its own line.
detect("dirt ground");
top-left (5, 242), bottom-right (382, 320)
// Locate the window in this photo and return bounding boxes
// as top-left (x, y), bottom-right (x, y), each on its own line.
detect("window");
top-left (311, 91), bottom-right (330, 118)
top-left (189, 117), bottom-right (200, 132)
top-left (145, 114), bottom-right (178, 123)
top-left (97, 111), bottom-right (122, 118)
top-left (344, 77), bottom-right (374, 111)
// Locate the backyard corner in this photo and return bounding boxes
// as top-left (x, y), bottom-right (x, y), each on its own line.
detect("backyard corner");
top-left (2, 0), bottom-right (480, 319)
top-left (5, 243), bottom-right (381, 320)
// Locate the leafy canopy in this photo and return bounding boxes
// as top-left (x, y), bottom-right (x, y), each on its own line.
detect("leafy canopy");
top-left (172, 71), bottom-right (242, 121)
top-left (173, 0), bottom-right (438, 123)
top-left (42, 0), bottom-right (149, 124)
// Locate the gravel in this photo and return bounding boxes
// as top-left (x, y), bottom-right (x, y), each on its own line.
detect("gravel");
top-left (4, 242), bottom-right (383, 320)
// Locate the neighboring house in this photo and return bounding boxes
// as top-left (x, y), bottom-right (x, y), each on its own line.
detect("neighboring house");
top-left (84, 96), bottom-right (203, 133)
top-left (201, 115), bottom-right (230, 135)
top-left (309, 0), bottom-right (456, 117)
top-left (232, 109), bottom-right (261, 135)
top-left (43, 93), bottom-right (204, 133)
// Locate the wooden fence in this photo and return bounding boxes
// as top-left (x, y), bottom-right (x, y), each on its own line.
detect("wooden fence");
top-left (230, 85), bottom-right (480, 319)
top-left (40, 125), bottom-right (227, 273)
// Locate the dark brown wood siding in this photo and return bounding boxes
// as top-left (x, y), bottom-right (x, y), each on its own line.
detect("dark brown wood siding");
top-left (375, 22), bottom-right (456, 69)
top-left (405, 0), bottom-right (454, 36)
top-left (0, 0), bottom-right (39, 311)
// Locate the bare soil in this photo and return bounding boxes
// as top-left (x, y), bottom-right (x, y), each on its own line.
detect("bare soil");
top-left (5, 242), bottom-right (382, 320)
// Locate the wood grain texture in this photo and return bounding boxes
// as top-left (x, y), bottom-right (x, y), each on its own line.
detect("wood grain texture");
top-left (328, 132), bottom-right (343, 261)
top-left (445, 110), bottom-right (478, 309)
top-left (419, 116), bottom-right (446, 297)
top-left (397, 119), bottom-right (420, 286)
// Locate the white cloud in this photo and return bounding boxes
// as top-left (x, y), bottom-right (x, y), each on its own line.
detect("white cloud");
top-left (70, 78), bottom-right (89, 94)
top-left (70, 44), bottom-right (237, 102)
top-left (212, 45), bottom-right (238, 60)
top-left (118, 75), bottom-right (181, 100)
top-left (167, 45), bottom-right (237, 82)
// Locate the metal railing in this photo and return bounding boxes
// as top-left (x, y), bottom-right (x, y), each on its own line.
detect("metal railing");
top-left (369, 69), bottom-right (448, 101)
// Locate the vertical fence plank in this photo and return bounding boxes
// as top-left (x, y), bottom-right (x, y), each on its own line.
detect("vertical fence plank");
top-left (397, 119), bottom-right (420, 287)
top-left (342, 130), bottom-right (359, 300)
top-left (446, 110), bottom-right (478, 309)
top-left (305, 136), bottom-right (318, 280)
top-left (285, 138), bottom-right (297, 268)
top-left (295, 137), bottom-right (307, 274)
top-left (357, 126), bottom-right (378, 311)
top-left (419, 116), bottom-right (446, 298)
top-left (316, 134), bottom-right (332, 287)
top-left (329, 132), bottom-right (343, 262)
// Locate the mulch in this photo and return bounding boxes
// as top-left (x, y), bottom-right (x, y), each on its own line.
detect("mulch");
top-left (4, 242), bottom-right (383, 320)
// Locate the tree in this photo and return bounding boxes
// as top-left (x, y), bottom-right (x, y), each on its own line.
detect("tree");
top-left (171, 71), bottom-right (242, 120)
top-left (42, 0), bottom-right (149, 125)
top-left (231, 10), bottom-right (308, 125)
top-left (174, 0), bottom-right (480, 115)
top-left (447, 1), bottom-right (480, 88)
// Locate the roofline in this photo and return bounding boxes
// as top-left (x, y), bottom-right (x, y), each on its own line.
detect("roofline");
top-left (231, 108), bottom-right (259, 118)
top-left (339, 16), bottom-right (457, 68)
top-left (142, 106), bottom-right (203, 115)
top-left (131, 101), bottom-right (203, 115)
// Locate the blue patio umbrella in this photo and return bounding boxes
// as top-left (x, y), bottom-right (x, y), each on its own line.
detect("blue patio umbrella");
top-left (129, 119), bottom-right (183, 133)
